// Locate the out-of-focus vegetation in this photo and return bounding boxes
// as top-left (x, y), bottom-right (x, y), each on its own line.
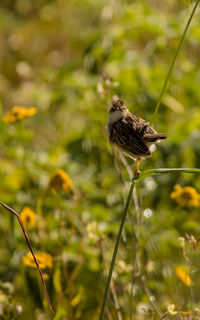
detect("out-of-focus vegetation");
top-left (1, 0), bottom-right (200, 319)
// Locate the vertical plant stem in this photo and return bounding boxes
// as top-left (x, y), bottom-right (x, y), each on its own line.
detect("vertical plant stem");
top-left (152, 0), bottom-right (200, 123)
top-left (189, 248), bottom-right (194, 312)
top-left (99, 179), bottom-right (135, 320)
top-left (141, 275), bottom-right (162, 317)
top-left (0, 201), bottom-right (54, 314)
top-left (129, 186), bottom-right (141, 320)
top-left (110, 284), bottom-right (122, 320)
top-left (106, 308), bottom-right (113, 320)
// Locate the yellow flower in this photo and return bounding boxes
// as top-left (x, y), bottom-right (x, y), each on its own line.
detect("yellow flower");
top-left (49, 169), bottom-right (73, 193)
top-left (2, 106), bottom-right (37, 123)
top-left (175, 266), bottom-right (192, 286)
top-left (178, 309), bottom-right (200, 319)
top-left (20, 207), bottom-right (36, 227)
top-left (167, 304), bottom-right (177, 315)
top-left (22, 251), bottom-right (53, 269)
top-left (170, 185), bottom-right (200, 207)
top-left (87, 221), bottom-right (99, 242)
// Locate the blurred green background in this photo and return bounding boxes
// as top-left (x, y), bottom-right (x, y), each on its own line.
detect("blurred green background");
top-left (1, 0), bottom-right (200, 319)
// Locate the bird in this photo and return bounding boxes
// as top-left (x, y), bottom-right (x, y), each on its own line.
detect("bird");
top-left (107, 97), bottom-right (167, 175)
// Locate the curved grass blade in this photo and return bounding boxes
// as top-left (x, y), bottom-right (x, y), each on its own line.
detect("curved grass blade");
top-left (132, 168), bottom-right (200, 182)
top-left (152, 0), bottom-right (200, 123)
top-left (0, 201), bottom-right (54, 315)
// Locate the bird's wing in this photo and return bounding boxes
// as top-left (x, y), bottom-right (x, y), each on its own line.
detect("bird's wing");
top-left (136, 117), bottom-right (157, 135)
top-left (142, 133), bottom-right (167, 142)
top-left (112, 117), bottom-right (150, 156)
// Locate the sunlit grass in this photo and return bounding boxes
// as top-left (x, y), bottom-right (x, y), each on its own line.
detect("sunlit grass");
top-left (1, 0), bottom-right (200, 319)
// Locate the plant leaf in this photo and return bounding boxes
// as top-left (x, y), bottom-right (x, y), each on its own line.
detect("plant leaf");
top-left (132, 168), bottom-right (200, 182)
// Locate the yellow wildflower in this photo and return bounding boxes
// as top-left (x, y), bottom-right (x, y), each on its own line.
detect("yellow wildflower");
top-left (22, 251), bottom-right (53, 269)
top-left (175, 266), bottom-right (192, 286)
top-left (170, 185), bottom-right (200, 207)
top-left (2, 106), bottom-right (37, 123)
top-left (87, 221), bottom-right (99, 242)
top-left (178, 309), bottom-right (200, 319)
top-left (167, 304), bottom-right (177, 315)
top-left (49, 169), bottom-right (73, 193)
top-left (20, 207), bottom-right (36, 227)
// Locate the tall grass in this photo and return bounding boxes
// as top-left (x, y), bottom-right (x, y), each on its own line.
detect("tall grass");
top-left (99, 1), bottom-right (200, 318)
top-left (152, 0), bottom-right (200, 124)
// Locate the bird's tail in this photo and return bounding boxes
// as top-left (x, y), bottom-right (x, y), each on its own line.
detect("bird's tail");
top-left (142, 133), bottom-right (167, 142)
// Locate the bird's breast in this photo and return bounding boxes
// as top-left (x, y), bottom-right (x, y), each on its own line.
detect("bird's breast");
top-left (107, 110), bottom-right (123, 124)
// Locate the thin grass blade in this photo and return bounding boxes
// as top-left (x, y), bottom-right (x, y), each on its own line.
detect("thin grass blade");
top-left (152, 0), bottom-right (200, 123)
top-left (0, 201), bottom-right (54, 314)
top-left (132, 168), bottom-right (200, 182)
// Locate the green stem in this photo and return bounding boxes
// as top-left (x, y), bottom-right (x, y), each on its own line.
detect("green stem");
top-left (99, 179), bottom-right (135, 320)
top-left (134, 167), bottom-right (200, 182)
top-left (99, 166), bottom-right (200, 319)
top-left (0, 201), bottom-right (54, 314)
top-left (152, 0), bottom-right (200, 124)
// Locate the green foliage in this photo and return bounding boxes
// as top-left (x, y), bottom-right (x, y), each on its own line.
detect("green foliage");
top-left (0, 0), bottom-right (200, 319)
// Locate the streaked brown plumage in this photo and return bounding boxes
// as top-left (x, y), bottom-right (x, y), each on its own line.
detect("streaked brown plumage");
top-left (107, 97), bottom-right (167, 174)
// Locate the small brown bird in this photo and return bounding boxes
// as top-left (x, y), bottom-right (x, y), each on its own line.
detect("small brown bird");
top-left (107, 97), bottom-right (167, 175)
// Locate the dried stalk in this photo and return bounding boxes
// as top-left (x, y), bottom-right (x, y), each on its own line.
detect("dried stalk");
top-left (0, 201), bottom-right (54, 314)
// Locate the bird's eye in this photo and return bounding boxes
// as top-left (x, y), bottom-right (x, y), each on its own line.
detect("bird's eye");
top-left (110, 106), bottom-right (115, 112)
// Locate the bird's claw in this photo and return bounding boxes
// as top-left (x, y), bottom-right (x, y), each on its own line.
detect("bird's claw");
top-left (133, 170), bottom-right (141, 181)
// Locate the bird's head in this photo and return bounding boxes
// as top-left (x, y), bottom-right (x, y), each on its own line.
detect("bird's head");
top-left (108, 97), bottom-right (128, 124)
top-left (109, 97), bottom-right (127, 114)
